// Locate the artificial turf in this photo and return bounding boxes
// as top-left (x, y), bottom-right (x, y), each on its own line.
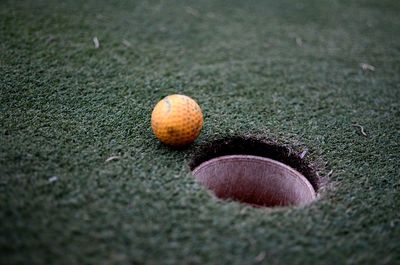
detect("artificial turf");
top-left (1, 0), bottom-right (399, 264)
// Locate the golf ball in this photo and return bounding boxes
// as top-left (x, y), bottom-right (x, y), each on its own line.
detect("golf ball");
top-left (151, 94), bottom-right (203, 147)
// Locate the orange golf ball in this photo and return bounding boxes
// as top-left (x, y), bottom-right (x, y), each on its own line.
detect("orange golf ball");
top-left (151, 94), bottom-right (203, 146)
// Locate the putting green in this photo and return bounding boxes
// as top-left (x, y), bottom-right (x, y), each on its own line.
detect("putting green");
top-left (1, 0), bottom-right (399, 264)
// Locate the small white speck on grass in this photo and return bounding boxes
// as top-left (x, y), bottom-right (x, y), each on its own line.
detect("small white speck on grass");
top-left (46, 35), bottom-right (56, 44)
top-left (206, 12), bottom-right (216, 19)
top-left (299, 150), bottom-right (308, 159)
top-left (96, 14), bottom-right (109, 21)
top-left (255, 251), bottom-right (266, 263)
top-left (360, 63), bottom-right (375, 71)
top-left (159, 26), bottom-right (167, 33)
top-left (93, 37), bottom-right (100, 49)
top-left (105, 156), bottom-right (121, 162)
top-left (185, 6), bottom-right (200, 17)
top-left (296, 37), bottom-right (303, 47)
top-left (48, 176), bottom-right (59, 183)
top-left (352, 123), bottom-right (368, 137)
top-left (327, 170), bottom-right (333, 177)
top-left (122, 39), bottom-right (132, 47)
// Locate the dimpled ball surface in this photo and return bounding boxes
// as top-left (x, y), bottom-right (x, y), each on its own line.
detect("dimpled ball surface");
top-left (151, 94), bottom-right (203, 146)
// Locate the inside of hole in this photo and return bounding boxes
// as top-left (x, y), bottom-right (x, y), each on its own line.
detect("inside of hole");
top-left (193, 155), bottom-right (316, 207)
top-left (190, 136), bottom-right (321, 191)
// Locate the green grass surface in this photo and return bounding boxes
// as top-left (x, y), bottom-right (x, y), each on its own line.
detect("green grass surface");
top-left (1, 0), bottom-right (399, 264)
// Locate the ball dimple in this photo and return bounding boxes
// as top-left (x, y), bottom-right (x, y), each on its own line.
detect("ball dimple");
top-left (151, 94), bottom-right (203, 146)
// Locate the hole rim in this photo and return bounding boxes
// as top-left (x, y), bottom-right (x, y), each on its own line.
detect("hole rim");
top-left (190, 135), bottom-right (324, 192)
top-left (192, 154), bottom-right (317, 207)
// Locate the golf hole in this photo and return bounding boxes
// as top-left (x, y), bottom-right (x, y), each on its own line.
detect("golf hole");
top-left (190, 136), bottom-right (321, 208)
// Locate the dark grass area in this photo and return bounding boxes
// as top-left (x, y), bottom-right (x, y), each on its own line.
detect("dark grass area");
top-left (1, 0), bottom-right (399, 264)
